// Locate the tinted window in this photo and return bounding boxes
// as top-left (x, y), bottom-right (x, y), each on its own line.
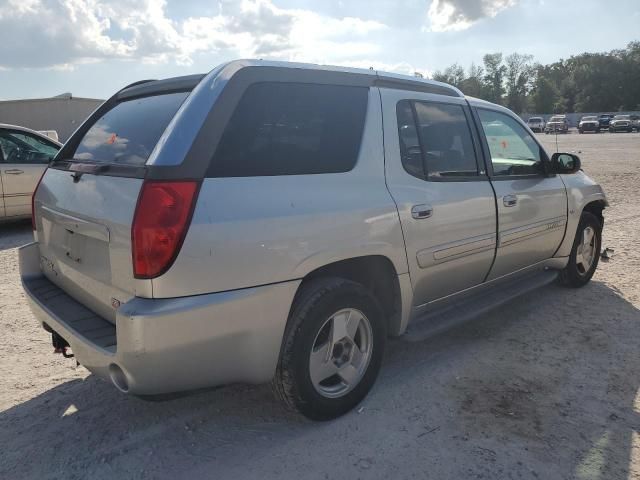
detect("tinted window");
top-left (478, 109), bottom-right (544, 176)
top-left (73, 92), bottom-right (188, 166)
top-left (413, 102), bottom-right (478, 178)
top-left (208, 83), bottom-right (368, 177)
top-left (0, 130), bottom-right (59, 164)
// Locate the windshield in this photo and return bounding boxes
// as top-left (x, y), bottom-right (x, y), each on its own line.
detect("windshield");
top-left (528, 117), bottom-right (542, 122)
top-left (73, 92), bottom-right (189, 166)
top-left (549, 116), bottom-right (564, 122)
top-left (582, 116), bottom-right (597, 121)
top-left (613, 115), bottom-right (630, 120)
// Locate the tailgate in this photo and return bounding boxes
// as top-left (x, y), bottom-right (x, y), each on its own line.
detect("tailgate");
top-left (31, 85), bottom-right (198, 323)
top-left (35, 168), bottom-right (148, 323)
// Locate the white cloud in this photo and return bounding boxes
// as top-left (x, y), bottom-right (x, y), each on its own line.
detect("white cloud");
top-left (427, 0), bottom-right (517, 32)
top-left (0, 0), bottom-right (386, 69)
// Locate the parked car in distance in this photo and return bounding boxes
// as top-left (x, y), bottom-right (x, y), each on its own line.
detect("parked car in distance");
top-left (631, 115), bottom-right (640, 132)
top-left (609, 114), bottom-right (633, 133)
top-left (598, 114), bottom-right (614, 130)
top-left (545, 115), bottom-right (569, 134)
top-left (527, 116), bottom-right (545, 133)
top-left (0, 124), bottom-right (61, 221)
top-left (578, 116), bottom-right (600, 133)
top-left (20, 60), bottom-right (608, 420)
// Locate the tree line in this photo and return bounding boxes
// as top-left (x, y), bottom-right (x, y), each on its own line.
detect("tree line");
top-left (429, 42), bottom-right (640, 114)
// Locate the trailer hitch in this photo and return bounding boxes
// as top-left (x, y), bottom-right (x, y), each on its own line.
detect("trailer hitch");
top-left (52, 331), bottom-right (74, 358)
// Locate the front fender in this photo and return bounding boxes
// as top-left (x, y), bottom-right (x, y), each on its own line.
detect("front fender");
top-left (555, 171), bottom-right (608, 258)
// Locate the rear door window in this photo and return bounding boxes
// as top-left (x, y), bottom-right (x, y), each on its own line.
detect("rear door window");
top-left (73, 92), bottom-right (188, 166)
top-left (208, 82), bottom-right (369, 177)
top-left (396, 100), bottom-right (479, 180)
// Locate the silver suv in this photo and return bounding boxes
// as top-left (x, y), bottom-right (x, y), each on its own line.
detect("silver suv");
top-left (20, 60), bottom-right (607, 420)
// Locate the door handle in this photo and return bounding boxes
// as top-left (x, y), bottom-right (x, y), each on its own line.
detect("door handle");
top-left (503, 194), bottom-right (518, 207)
top-left (411, 204), bottom-right (433, 219)
top-left (4, 169), bottom-right (24, 175)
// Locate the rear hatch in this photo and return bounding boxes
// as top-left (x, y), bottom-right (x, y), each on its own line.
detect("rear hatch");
top-left (34, 85), bottom-right (196, 324)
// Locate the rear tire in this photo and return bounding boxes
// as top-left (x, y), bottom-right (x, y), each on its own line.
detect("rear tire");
top-left (560, 212), bottom-right (602, 288)
top-left (272, 278), bottom-right (386, 420)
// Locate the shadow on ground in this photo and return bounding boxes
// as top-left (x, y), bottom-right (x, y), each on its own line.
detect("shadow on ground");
top-left (1, 280), bottom-right (639, 479)
top-left (0, 220), bottom-right (32, 251)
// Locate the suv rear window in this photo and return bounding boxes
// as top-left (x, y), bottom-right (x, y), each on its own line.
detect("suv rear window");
top-left (73, 92), bottom-right (188, 166)
top-left (208, 82), bottom-right (368, 177)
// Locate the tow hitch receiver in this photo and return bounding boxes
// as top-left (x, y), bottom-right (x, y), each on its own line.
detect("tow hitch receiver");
top-left (52, 331), bottom-right (74, 358)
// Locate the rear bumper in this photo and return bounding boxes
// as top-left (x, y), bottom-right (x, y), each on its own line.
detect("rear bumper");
top-left (19, 242), bottom-right (299, 395)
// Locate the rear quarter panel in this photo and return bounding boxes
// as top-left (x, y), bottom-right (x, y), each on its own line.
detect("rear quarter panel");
top-left (152, 88), bottom-right (408, 298)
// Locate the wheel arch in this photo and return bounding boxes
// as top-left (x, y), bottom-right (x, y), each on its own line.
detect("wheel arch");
top-left (291, 255), bottom-right (406, 337)
top-left (582, 199), bottom-right (606, 226)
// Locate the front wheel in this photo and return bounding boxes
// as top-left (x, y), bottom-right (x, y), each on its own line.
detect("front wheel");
top-left (272, 278), bottom-right (386, 420)
top-left (560, 212), bottom-right (602, 287)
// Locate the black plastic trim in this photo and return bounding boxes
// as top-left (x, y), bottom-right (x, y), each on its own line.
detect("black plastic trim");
top-left (117, 74), bottom-right (205, 101)
top-left (375, 78), bottom-right (461, 97)
top-left (50, 160), bottom-right (147, 179)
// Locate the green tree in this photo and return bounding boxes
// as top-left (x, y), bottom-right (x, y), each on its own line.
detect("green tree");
top-left (426, 43), bottom-right (640, 113)
top-left (530, 73), bottom-right (557, 113)
top-left (432, 63), bottom-right (466, 88)
top-left (459, 63), bottom-right (485, 98)
top-left (504, 53), bottom-right (534, 113)
top-left (482, 53), bottom-right (506, 104)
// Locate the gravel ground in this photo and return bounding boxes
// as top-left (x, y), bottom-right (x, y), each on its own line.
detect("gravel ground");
top-left (1, 132), bottom-right (639, 480)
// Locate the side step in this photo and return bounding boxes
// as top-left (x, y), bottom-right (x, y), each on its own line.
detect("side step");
top-left (403, 269), bottom-right (559, 342)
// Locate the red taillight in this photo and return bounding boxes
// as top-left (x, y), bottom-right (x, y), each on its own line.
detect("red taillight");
top-left (32, 168), bottom-right (47, 231)
top-left (131, 180), bottom-right (200, 279)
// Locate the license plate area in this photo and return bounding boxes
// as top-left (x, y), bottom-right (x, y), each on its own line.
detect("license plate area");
top-left (40, 212), bottom-right (112, 286)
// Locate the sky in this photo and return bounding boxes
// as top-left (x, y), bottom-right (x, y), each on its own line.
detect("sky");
top-left (0, 0), bottom-right (638, 100)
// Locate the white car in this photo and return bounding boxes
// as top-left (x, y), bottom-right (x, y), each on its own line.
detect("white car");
top-left (0, 124), bottom-right (61, 221)
top-left (527, 117), bottom-right (545, 133)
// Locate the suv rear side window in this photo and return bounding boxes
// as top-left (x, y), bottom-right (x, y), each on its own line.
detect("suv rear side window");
top-left (73, 92), bottom-right (188, 166)
top-left (396, 100), bottom-right (479, 180)
top-left (208, 82), bottom-right (368, 177)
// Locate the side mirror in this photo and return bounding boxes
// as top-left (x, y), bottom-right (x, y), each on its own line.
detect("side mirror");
top-left (551, 152), bottom-right (581, 174)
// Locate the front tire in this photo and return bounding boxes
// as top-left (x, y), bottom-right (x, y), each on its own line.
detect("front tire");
top-left (560, 212), bottom-right (602, 288)
top-left (272, 278), bottom-right (386, 420)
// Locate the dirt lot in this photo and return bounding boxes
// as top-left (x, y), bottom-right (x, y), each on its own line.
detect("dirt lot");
top-left (1, 132), bottom-right (639, 479)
